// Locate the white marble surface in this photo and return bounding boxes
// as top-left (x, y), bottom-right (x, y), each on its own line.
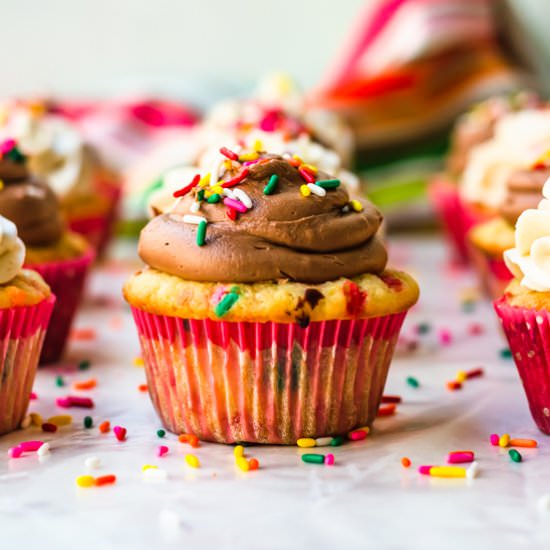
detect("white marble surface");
top-left (1, 236), bottom-right (550, 550)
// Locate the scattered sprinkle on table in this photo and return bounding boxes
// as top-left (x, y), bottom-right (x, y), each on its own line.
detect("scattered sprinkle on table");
top-left (406, 376), bottom-right (420, 388)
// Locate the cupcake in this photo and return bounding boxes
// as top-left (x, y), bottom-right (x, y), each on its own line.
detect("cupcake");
top-left (495, 179), bottom-right (550, 434)
top-left (0, 215), bottom-right (55, 434)
top-left (124, 150), bottom-right (419, 444)
top-left (0, 102), bottom-right (122, 256)
top-left (0, 140), bottom-right (94, 363)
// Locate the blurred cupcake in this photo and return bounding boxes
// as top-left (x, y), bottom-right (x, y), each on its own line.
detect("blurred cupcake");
top-left (0, 215), bottom-right (54, 434)
top-left (495, 179), bottom-right (550, 434)
top-left (0, 101), bottom-right (122, 255)
top-left (0, 140), bottom-right (94, 363)
top-left (124, 149), bottom-right (419, 444)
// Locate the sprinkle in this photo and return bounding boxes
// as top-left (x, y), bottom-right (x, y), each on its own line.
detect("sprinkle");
top-left (439, 329), bottom-right (452, 345)
top-left (418, 465), bottom-right (434, 475)
top-left (221, 168), bottom-right (249, 188)
top-left (350, 200), bottom-right (363, 212)
top-left (466, 461), bottom-right (480, 480)
top-left (298, 167), bottom-right (315, 183)
top-left (325, 453), bottom-right (335, 466)
top-left (448, 451), bottom-right (474, 464)
top-left (56, 396), bottom-right (94, 409)
top-left (85, 456), bottom-right (101, 469)
top-left (468, 323), bottom-right (484, 335)
top-left (78, 360), bottom-right (91, 370)
top-left (446, 381), bottom-right (462, 391)
top-left (143, 467), bottom-right (168, 483)
top-left (222, 188), bottom-right (235, 199)
top-left (223, 197), bottom-right (248, 213)
top-left (329, 436), bottom-right (345, 447)
top-left (297, 437), bottom-right (316, 448)
top-left (71, 328), bottom-right (96, 341)
top-left (190, 201), bottom-right (201, 213)
top-left (182, 214), bottom-right (207, 225)
top-left (500, 348), bottom-right (513, 359)
top-left (73, 378), bottom-right (97, 391)
top-left (248, 458), bottom-right (260, 470)
top-left (429, 466), bottom-right (467, 478)
top-left (8, 446), bottom-right (23, 458)
top-left (157, 429), bottom-right (166, 438)
top-left (197, 189), bottom-right (205, 202)
top-left (233, 188), bottom-right (253, 208)
top-left (490, 433), bottom-right (500, 446)
top-left (377, 404), bottom-right (396, 417)
top-left (315, 179), bottom-right (340, 189)
top-left (142, 464), bottom-right (157, 472)
top-left (315, 437), bottom-right (332, 447)
top-left (220, 147), bottom-right (239, 161)
top-left (499, 434), bottom-right (510, 448)
top-left (307, 183), bottom-right (326, 197)
top-left (301, 453), bottom-right (325, 465)
top-left (84, 416), bottom-right (93, 429)
top-left (114, 426), bottom-right (127, 442)
top-left (215, 290), bottom-right (240, 318)
top-left (133, 357), bottom-right (144, 367)
top-left (157, 445), bottom-right (169, 457)
top-left (348, 429), bottom-right (368, 441)
top-left (76, 475), bottom-right (95, 488)
top-left (300, 184), bottom-right (311, 197)
top-left (37, 442), bottom-right (50, 457)
top-left (509, 449), bottom-right (522, 463)
top-left (381, 395), bottom-right (402, 404)
top-left (185, 454), bottom-right (200, 468)
top-left (47, 415), bottom-right (72, 427)
top-left (464, 367), bottom-right (484, 380)
top-left (29, 412), bottom-right (43, 426)
top-left (236, 456), bottom-right (250, 472)
top-left (173, 174), bottom-right (200, 198)
top-left (138, 384), bottom-right (148, 392)
top-left (41, 422), bottom-right (58, 433)
top-left (509, 438), bottom-right (538, 448)
top-left (29, 392), bottom-right (37, 400)
top-left (55, 375), bottom-right (64, 387)
top-left (178, 434), bottom-right (200, 448)
top-left (406, 376), bottom-right (420, 388)
top-left (239, 152), bottom-right (259, 162)
top-left (99, 421), bottom-right (110, 433)
top-left (196, 220), bottom-right (207, 246)
top-left (206, 193), bottom-right (221, 203)
top-left (287, 156), bottom-right (301, 167)
top-left (234, 445), bottom-right (245, 458)
top-left (456, 371), bottom-right (467, 383)
top-left (301, 163), bottom-right (318, 174)
top-left (95, 475), bottom-right (116, 487)
top-left (19, 440), bottom-right (44, 452)
top-left (199, 173), bottom-right (211, 187)
top-left (401, 457), bottom-right (411, 468)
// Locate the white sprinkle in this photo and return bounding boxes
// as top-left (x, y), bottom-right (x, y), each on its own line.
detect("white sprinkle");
top-left (538, 494), bottom-right (550, 511)
top-left (143, 467), bottom-right (168, 483)
top-left (190, 201), bottom-right (201, 213)
top-left (314, 437), bottom-right (332, 447)
top-left (210, 159), bottom-right (222, 186)
top-left (20, 415), bottom-right (31, 429)
top-left (37, 443), bottom-right (50, 457)
top-left (341, 205), bottom-right (350, 213)
top-left (85, 456), bottom-right (101, 469)
top-left (223, 188), bottom-right (235, 199)
top-left (466, 461), bottom-right (479, 480)
top-left (233, 188), bottom-right (252, 208)
top-left (182, 214), bottom-right (207, 225)
top-left (307, 183), bottom-right (326, 197)
top-left (166, 196), bottom-right (183, 214)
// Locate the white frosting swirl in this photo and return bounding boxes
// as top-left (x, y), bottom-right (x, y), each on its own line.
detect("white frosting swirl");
top-left (504, 178), bottom-right (550, 291)
top-left (0, 216), bottom-right (25, 284)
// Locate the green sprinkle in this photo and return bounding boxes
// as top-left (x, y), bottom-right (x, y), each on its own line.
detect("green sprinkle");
top-left (462, 301), bottom-right (476, 313)
top-left (500, 348), bottom-right (513, 359)
top-left (78, 360), bottom-right (91, 371)
top-left (302, 453), bottom-right (325, 464)
top-left (84, 416), bottom-right (93, 429)
top-left (7, 146), bottom-right (25, 164)
top-left (263, 174), bottom-right (279, 195)
top-left (315, 179), bottom-right (340, 189)
top-left (55, 375), bottom-right (64, 387)
top-left (196, 220), bottom-right (207, 247)
top-left (509, 449), bottom-right (522, 463)
top-left (417, 322), bottom-right (430, 335)
top-left (329, 436), bottom-right (345, 447)
top-left (215, 291), bottom-right (240, 317)
top-left (157, 429), bottom-right (166, 438)
top-left (197, 189), bottom-right (205, 202)
top-left (206, 193), bottom-right (221, 203)
top-left (406, 376), bottom-right (420, 388)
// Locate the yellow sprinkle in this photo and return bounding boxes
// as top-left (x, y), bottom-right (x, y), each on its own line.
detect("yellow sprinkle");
top-left (0, 179), bottom-right (4, 190)
top-left (47, 415), bottom-right (72, 427)
top-left (211, 185), bottom-right (223, 194)
top-left (239, 152), bottom-right (259, 162)
top-left (355, 426), bottom-right (370, 434)
top-left (350, 200), bottom-right (363, 212)
top-left (141, 464), bottom-right (158, 472)
top-left (223, 160), bottom-right (233, 170)
top-left (234, 445), bottom-right (245, 458)
top-left (300, 185), bottom-right (311, 197)
top-left (301, 163), bottom-right (318, 174)
top-left (76, 475), bottom-right (95, 488)
top-left (429, 466), bottom-right (467, 478)
top-left (499, 434), bottom-right (510, 448)
top-left (456, 370), bottom-right (467, 383)
top-left (199, 173), bottom-right (211, 187)
top-left (252, 139), bottom-right (263, 152)
top-left (236, 456), bottom-right (250, 472)
top-left (133, 356), bottom-right (144, 367)
top-left (292, 154), bottom-right (303, 164)
top-left (29, 412), bottom-right (43, 426)
top-left (296, 438), bottom-right (316, 448)
top-left (185, 454), bottom-right (200, 468)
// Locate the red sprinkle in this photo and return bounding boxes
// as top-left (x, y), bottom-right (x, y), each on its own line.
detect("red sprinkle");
top-left (377, 404), bottom-right (397, 417)
top-left (381, 395), bottom-right (402, 404)
top-left (56, 396), bottom-right (94, 409)
top-left (348, 429), bottom-right (368, 441)
top-left (446, 380), bottom-right (462, 391)
top-left (70, 328), bottom-right (96, 341)
top-left (418, 465), bottom-right (433, 475)
top-left (249, 458), bottom-right (260, 470)
top-left (29, 392), bottom-right (37, 400)
top-left (95, 474), bottom-right (116, 487)
top-left (220, 146), bottom-right (239, 161)
top-left (221, 168), bottom-right (249, 188)
top-left (298, 167), bottom-right (315, 183)
top-left (173, 174), bottom-right (200, 198)
top-left (138, 383), bottom-right (148, 392)
top-left (468, 323), bottom-right (484, 336)
top-left (41, 422), bottom-right (57, 433)
top-left (465, 367), bottom-right (484, 379)
top-left (226, 207), bottom-right (238, 221)
top-left (113, 426), bottom-right (127, 442)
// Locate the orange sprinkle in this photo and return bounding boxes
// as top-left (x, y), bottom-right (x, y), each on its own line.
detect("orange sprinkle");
top-left (73, 378), bottom-right (97, 391)
top-left (401, 457), bottom-right (411, 468)
top-left (509, 438), bottom-right (538, 448)
top-left (99, 421), bottom-right (111, 433)
top-left (71, 328), bottom-right (97, 341)
top-left (95, 474), bottom-right (116, 486)
top-left (138, 383), bottom-right (148, 392)
top-left (377, 404), bottom-right (396, 417)
top-left (286, 157), bottom-right (301, 167)
top-left (446, 380), bottom-right (462, 391)
top-left (178, 433), bottom-right (200, 447)
top-left (249, 458), bottom-right (260, 471)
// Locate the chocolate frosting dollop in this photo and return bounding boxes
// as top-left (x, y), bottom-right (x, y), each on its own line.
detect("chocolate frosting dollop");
top-left (139, 156), bottom-right (387, 283)
top-left (499, 167), bottom-right (550, 225)
top-left (0, 154), bottom-right (63, 246)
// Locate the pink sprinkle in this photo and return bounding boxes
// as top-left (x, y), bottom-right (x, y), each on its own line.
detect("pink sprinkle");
top-left (0, 139), bottom-right (16, 154)
top-left (29, 392), bottom-right (37, 400)
top-left (243, 159), bottom-right (260, 166)
top-left (348, 430), bottom-right (368, 441)
top-left (113, 426), bottom-right (127, 442)
top-left (8, 446), bottom-right (23, 458)
top-left (56, 396), bottom-right (94, 409)
top-left (439, 329), bottom-right (452, 345)
top-left (468, 323), bottom-right (484, 336)
top-left (211, 286), bottom-right (228, 306)
top-left (157, 445), bottom-right (169, 457)
top-left (223, 197), bottom-right (248, 213)
top-left (325, 453), bottom-right (335, 466)
top-left (490, 433), bottom-right (499, 446)
top-left (447, 451), bottom-right (474, 464)
top-left (19, 440), bottom-right (44, 452)
top-left (418, 465), bottom-right (434, 475)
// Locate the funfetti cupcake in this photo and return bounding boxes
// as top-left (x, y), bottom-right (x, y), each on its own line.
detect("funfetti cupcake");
top-left (0, 102), bottom-right (122, 256)
top-left (0, 215), bottom-right (55, 434)
top-left (0, 140), bottom-right (94, 363)
top-left (124, 148), bottom-right (419, 444)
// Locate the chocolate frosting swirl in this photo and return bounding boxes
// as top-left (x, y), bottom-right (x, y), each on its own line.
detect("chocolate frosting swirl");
top-left (0, 154), bottom-right (63, 246)
top-left (139, 156), bottom-right (387, 283)
top-left (499, 167), bottom-right (550, 225)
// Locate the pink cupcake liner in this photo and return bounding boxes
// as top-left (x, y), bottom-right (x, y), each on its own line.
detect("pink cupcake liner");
top-left (494, 298), bottom-right (550, 434)
top-left (0, 295), bottom-right (55, 434)
top-left (429, 175), bottom-right (492, 264)
top-left (130, 306), bottom-right (408, 444)
top-left (468, 243), bottom-right (513, 300)
top-left (26, 248), bottom-right (95, 364)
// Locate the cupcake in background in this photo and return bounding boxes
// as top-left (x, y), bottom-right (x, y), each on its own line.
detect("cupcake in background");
top-left (495, 178), bottom-right (550, 434)
top-left (124, 147), bottom-right (419, 444)
top-left (0, 215), bottom-right (55, 434)
top-left (0, 101), bottom-right (122, 256)
top-left (0, 140), bottom-right (94, 363)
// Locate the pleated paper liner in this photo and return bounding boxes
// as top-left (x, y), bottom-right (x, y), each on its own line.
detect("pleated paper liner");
top-left (131, 306), bottom-right (408, 444)
top-left (26, 247), bottom-right (95, 364)
top-left (0, 294), bottom-right (56, 435)
top-left (494, 297), bottom-right (550, 434)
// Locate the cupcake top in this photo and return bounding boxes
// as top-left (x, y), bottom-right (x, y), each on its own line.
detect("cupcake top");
top-left (504, 177), bottom-right (550, 292)
top-left (0, 140), bottom-right (64, 247)
top-left (0, 214), bottom-right (25, 284)
top-left (139, 150), bottom-right (386, 284)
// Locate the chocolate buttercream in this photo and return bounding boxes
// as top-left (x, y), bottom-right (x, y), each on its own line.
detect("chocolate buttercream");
top-left (0, 152), bottom-right (63, 246)
top-left (139, 156), bottom-right (387, 283)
